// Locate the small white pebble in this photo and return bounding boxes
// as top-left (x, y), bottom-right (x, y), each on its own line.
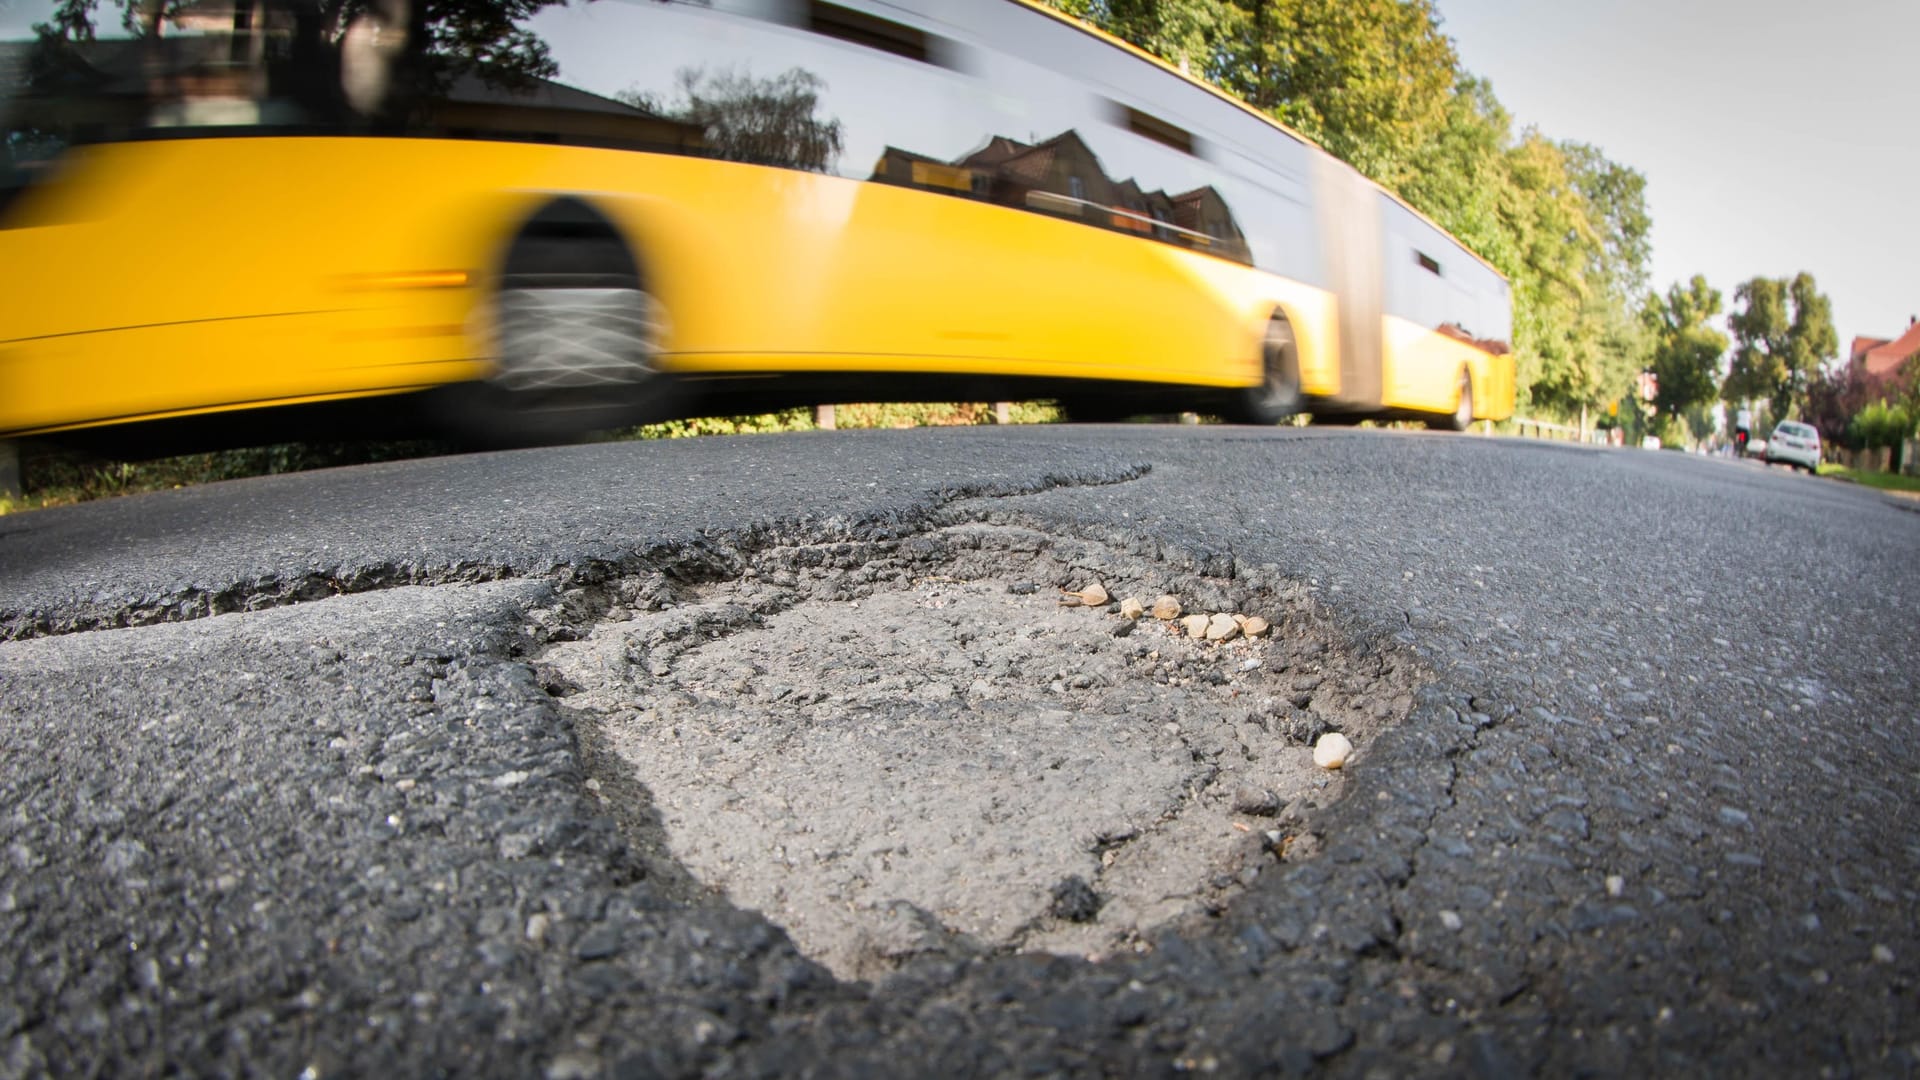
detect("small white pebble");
top-left (1439, 910), bottom-right (1463, 932)
top-left (1872, 944), bottom-right (1895, 964)
top-left (1605, 875), bottom-right (1624, 898)
top-left (527, 913), bottom-right (552, 944)
top-left (1313, 732), bottom-right (1353, 770)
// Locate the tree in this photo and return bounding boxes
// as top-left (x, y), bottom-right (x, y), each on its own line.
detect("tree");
top-left (1723, 272), bottom-right (1837, 423)
top-left (1848, 400), bottom-right (1916, 473)
top-left (1213, 0), bottom-right (1457, 190)
top-left (1493, 133), bottom-right (1644, 421)
top-left (1803, 361), bottom-right (1875, 453)
top-left (1395, 76), bottom-right (1514, 267)
top-left (29, 1), bottom-right (573, 92)
top-left (621, 67), bottom-right (844, 173)
top-left (1642, 275), bottom-right (1728, 426)
top-left (1681, 401), bottom-right (1716, 445)
top-left (1559, 140), bottom-right (1651, 302)
top-left (1048, 0), bottom-right (1241, 77)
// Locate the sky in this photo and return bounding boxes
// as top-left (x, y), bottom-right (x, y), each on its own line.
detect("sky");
top-left (1432, 0), bottom-right (1920, 354)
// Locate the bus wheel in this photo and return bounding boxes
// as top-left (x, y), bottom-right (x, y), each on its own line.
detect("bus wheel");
top-left (1223, 314), bottom-right (1302, 425)
top-left (441, 197), bottom-right (676, 447)
top-left (1430, 368), bottom-right (1473, 432)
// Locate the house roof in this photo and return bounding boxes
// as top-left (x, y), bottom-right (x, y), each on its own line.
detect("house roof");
top-left (1860, 320), bottom-right (1920, 382)
top-left (959, 135), bottom-right (1029, 169)
top-left (439, 70), bottom-right (657, 118)
top-left (1849, 335), bottom-right (1890, 362)
top-left (875, 146), bottom-right (952, 167)
top-left (959, 130), bottom-right (1105, 190)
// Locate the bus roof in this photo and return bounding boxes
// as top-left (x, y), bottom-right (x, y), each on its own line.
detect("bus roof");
top-left (1008, 0), bottom-right (1507, 282)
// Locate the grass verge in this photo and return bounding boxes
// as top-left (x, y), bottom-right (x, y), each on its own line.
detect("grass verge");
top-left (1816, 464), bottom-right (1920, 494)
top-left (0, 402), bottom-right (1067, 515)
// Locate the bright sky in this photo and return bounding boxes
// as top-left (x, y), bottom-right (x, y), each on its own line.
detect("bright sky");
top-left (1433, 0), bottom-right (1920, 354)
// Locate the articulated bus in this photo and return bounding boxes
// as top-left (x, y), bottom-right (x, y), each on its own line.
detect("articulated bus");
top-left (0, 0), bottom-right (1514, 452)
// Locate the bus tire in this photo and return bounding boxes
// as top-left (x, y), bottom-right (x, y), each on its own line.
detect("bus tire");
top-left (1222, 314), bottom-right (1302, 425)
top-left (439, 197), bottom-right (678, 448)
top-left (1430, 368), bottom-right (1473, 432)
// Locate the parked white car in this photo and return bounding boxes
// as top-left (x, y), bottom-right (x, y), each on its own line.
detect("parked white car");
top-left (1765, 421), bottom-right (1821, 472)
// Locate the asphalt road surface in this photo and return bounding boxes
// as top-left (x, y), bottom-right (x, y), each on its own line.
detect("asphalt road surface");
top-left (2, 426), bottom-right (1917, 1077)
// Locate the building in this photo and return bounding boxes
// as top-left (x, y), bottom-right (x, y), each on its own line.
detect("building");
top-left (1846, 317), bottom-right (1920, 398)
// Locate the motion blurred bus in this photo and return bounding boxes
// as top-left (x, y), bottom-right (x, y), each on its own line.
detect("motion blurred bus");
top-left (0, 0), bottom-right (1514, 451)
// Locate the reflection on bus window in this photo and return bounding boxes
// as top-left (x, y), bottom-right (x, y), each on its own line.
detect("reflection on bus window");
top-left (619, 67), bottom-right (844, 174)
top-left (874, 129), bottom-right (1251, 265)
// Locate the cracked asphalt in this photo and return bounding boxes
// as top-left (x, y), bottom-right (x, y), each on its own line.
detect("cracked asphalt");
top-left (2, 425), bottom-right (1917, 1076)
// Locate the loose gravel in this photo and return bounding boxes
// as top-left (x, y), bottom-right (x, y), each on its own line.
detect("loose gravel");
top-left (541, 524), bottom-right (1421, 980)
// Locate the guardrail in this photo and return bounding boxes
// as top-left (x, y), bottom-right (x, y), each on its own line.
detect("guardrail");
top-left (1511, 417), bottom-right (1610, 445)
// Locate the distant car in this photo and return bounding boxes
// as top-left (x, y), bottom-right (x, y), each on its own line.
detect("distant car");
top-left (1765, 421), bottom-right (1821, 472)
top-left (1746, 438), bottom-right (1766, 458)
top-left (1641, 435), bottom-right (1662, 450)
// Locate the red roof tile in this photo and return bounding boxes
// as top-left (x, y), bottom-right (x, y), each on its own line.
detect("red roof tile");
top-left (1849, 336), bottom-right (1890, 362)
top-left (1862, 321), bottom-right (1920, 381)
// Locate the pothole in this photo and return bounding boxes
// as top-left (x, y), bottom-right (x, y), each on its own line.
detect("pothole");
top-left (538, 524), bottom-right (1422, 981)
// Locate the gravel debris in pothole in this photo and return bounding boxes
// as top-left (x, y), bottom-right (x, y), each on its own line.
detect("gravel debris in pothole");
top-left (538, 525), bottom-right (1420, 981)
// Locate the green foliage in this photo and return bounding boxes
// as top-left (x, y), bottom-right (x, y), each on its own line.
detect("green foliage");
top-left (1820, 464), bottom-right (1920, 493)
top-left (1213, 0), bottom-right (1457, 189)
top-left (5, 439), bottom-right (452, 513)
top-left (625, 402), bottom-right (1062, 440)
top-left (1558, 141), bottom-right (1652, 301)
top-left (1681, 401), bottom-right (1717, 444)
top-left (1051, 0), bottom-right (1241, 77)
top-left (1847, 399), bottom-right (1915, 453)
top-left (1642, 275), bottom-right (1729, 422)
top-left (1723, 272), bottom-right (1838, 422)
top-left (626, 409), bottom-right (817, 440)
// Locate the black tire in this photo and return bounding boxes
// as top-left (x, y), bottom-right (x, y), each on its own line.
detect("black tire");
top-left (1221, 314), bottom-right (1303, 425)
top-left (434, 197), bottom-right (678, 448)
top-left (1429, 368), bottom-right (1473, 432)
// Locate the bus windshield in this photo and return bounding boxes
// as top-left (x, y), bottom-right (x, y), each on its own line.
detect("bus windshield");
top-left (1, 1), bottom-right (668, 196)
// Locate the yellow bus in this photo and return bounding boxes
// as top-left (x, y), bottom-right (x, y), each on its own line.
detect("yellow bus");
top-left (0, 0), bottom-right (1514, 452)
